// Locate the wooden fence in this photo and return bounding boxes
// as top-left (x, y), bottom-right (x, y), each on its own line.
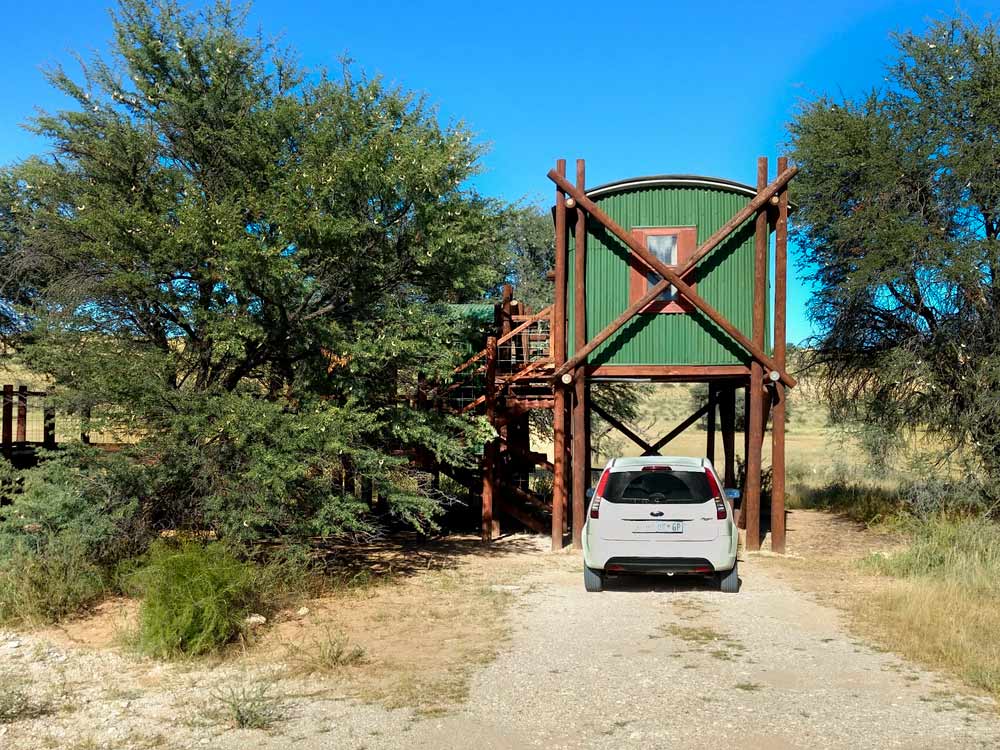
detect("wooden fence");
top-left (1, 385), bottom-right (56, 458)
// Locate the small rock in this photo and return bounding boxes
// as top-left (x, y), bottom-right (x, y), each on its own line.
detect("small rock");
top-left (297, 606), bottom-right (310, 617)
top-left (489, 585), bottom-right (522, 593)
top-left (245, 614), bottom-right (267, 627)
top-left (6, 640), bottom-right (20, 649)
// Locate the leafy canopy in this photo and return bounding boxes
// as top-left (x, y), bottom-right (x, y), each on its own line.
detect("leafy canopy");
top-left (2, 0), bottom-right (506, 542)
top-left (789, 14), bottom-right (1000, 476)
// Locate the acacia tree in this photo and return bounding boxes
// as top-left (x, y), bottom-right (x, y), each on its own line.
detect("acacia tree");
top-left (789, 15), bottom-right (1000, 477)
top-left (1, 0), bottom-right (505, 545)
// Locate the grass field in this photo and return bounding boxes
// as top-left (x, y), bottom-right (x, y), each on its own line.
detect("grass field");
top-left (600, 377), bottom-right (867, 490)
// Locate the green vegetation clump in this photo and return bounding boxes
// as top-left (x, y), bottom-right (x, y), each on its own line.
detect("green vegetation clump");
top-left (125, 541), bottom-right (278, 658)
top-left (285, 629), bottom-right (367, 674)
top-left (865, 516), bottom-right (1000, 595)
top-left (207, 680), bottom-right (288, 730)
top-left (0, 672), bottom-right (54, 724)
top-left (0, 533), bottom-right (106, 626)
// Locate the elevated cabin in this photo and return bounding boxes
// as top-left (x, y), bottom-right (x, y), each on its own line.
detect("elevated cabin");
top-left (568, 175), bottom-right (769, 376)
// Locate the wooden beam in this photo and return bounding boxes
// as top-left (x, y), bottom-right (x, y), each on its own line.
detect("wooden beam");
top-left (591, 401), bottom-right (655, 454)
top-left (552, 280), bottom-right (673, 382)
top-left (645, 403), bottom-right (711, 455)
top-left (482, 336), bottom-right (498, 542)
top-left (744, 157), bottom-right (768, 551)
top-left (495, 497), bottom-right (548, 535)
top-left (719, 386), bottom-right (737, 488)
top-left (500, 482), bottom-right (552, 514)
top-left (674, 166), bottom-right (797, 280)
top-left (706, 384), bottom-right (717, 465)
top-left (571, 158), bottom-right (588, 550)
top-left (586, 365), bottom-right (750, 379)
top-left (771, 154), bottom-right (790, 554)
top-left (548, 170), bottom-right (796, 388)
top-left (2, 385), bottom-right (11, 458)
top-left (551, 159), bottom-right (568, 551)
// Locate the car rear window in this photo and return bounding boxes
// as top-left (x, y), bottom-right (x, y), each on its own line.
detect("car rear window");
top-left (603, 469), bottom-right (712, 504)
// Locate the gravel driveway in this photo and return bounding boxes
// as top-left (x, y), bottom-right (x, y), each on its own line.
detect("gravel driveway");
top-left (3, 529), bottom-right (999, 749)
top-left (395, 560), bottom-right (999, 750)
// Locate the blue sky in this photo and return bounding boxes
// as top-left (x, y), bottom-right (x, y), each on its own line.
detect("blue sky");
top-left (2, 0), bottom-right (994, 343)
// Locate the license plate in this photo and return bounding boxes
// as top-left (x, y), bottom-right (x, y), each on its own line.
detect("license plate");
top-left (656, 521), bottom-right (684, 533)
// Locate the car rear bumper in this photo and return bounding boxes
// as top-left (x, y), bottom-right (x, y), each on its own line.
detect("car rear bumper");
top-left (603, 556), bottom-right (716, 575)
top-left (583, 527), bottom-right (737, 574)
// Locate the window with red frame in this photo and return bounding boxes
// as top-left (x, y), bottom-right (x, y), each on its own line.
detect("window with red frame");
top-left (628, 227), bottom-right (697, 314)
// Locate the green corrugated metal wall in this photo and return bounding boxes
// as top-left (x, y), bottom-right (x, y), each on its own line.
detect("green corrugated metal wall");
top-left (567, 183), bottom-right (770, 367)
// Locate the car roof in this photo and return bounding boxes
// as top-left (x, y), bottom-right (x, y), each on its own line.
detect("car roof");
top-left (607, 455), bottom-right (705, 471)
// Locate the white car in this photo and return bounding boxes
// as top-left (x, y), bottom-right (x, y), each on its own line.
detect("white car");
top-left (582, 455), bottom-right (740, 593)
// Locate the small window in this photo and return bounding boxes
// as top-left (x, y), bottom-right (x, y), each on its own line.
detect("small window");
top-left (645, 234), bottom-right (678, 302)
top-left (628, 227), bottom-right (697, 314)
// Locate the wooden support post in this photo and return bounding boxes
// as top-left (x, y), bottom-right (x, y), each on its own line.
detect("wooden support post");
top-left (43, 398), bottom-right (56, 449)
top-left (743, 384), bottom-right (751, 464)
top-left (482, 336), bottom-right (499, 542)
top-left (1, 385), bottom-right (12, 458)
top-left (719, 386), bottom-right (737, 488)
top-left (482, 440), bottom-right (497, 542)
top-left (771, 155), bottom-right (790, 554)
top-left (571, 158), bottom-right (587, 550)
top-left (706, 384), bottom-right (717, 465)
top-left (744, 157), bottom-right (768, 551)
top-left (500, 283), bottom-right (513, 338)
top-left (551, 159), bottom-right (568, 550)
top-left (16, 386), bottom-right (27, 443)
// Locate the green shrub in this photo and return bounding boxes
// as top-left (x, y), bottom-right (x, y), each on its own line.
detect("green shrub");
top-left (125, 541), bottom-right (270, 658)
top-left (865, 516), bottom-right (1000, 594)
top-left (0, 533), bottom-right (106, 626)
top-left (0, 447), bottom-right (153, 567)
top-left (788, 481), bottom-right (902, 525)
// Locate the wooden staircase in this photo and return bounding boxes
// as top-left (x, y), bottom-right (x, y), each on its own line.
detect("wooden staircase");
top-left (433, 299), bottom-right (557, 538)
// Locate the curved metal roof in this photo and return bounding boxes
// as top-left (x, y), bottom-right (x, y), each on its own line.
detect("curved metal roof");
top-left (585, 174), bottom-right (758, 201)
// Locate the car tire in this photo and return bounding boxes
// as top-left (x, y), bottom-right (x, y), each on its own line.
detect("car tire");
top-left (718, 561), bottom-right (739, 593)
top-left (584, 565), bottom-right (604, 592)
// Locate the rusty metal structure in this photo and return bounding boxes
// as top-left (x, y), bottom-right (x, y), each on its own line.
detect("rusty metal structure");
top-left (440, 156), bottom-right (796, 553)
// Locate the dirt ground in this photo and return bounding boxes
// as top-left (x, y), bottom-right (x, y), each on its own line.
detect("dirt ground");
top-left (2, 510), bottom-right (999, 750)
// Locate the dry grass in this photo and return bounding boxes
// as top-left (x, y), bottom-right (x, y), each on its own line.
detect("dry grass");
top-left (283, 629), bottom-right (367, 675)
top-left (860, 579), bottom-right (1000, 698)
top-left (763, 510), bottom-right (1000, 705)
top-left (257, 534), bottom-right (559, 716)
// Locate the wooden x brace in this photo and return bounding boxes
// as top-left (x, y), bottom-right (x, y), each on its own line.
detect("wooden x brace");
top-left (548, 168), bottom-right (797, 388)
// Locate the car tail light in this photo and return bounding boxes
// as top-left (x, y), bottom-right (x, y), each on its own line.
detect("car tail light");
top-left (705, 468), bottom-right (726, 519)
top-left (641, 465), bottom-right (671, 471)
top-left (590, 469), bottom-right (610, 519)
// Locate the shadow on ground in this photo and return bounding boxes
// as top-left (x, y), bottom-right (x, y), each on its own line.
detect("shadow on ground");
top-left (308, 532), bottom-right (545, 580)
top-left (599, 573), bottom-right (734, 594)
